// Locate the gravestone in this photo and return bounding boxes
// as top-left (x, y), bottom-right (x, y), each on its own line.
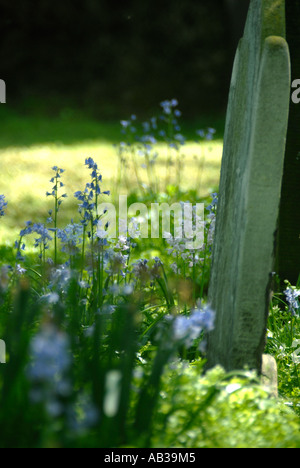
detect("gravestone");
top-left (206, 0), bottom-right (291, 372)
top-left (261, 354), bottom-right (278, 397)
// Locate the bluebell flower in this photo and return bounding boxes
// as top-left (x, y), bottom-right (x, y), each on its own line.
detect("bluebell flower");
top-left (52, 166), bottom-right (64, 174)
top-left (27, 324), bottom-right (72, 416)
top-left (196, 129), bottom-right (205, 139)
top-left (150, 117), bottom-right (157, 129)
top-left (32, 223), bottom-right (53, 248)
top-left (41, 292), bottom-right (60, 304)
top-left (86, 155), bottom-right (96, 167)
top-left (196, 128), bottom-right (216, 141)
top-left (191, 302), bottom-right (215, 332)
top-left (16, 264), bottom-right (27, 275)
top-left (284, 287), bottom-right (300, 315)
top-left (51, 166), bottom-right (65, 176)
top-left (75, 159), bottom-right (109, 228)
top-left (206, 192), bottom-right (218, 213)
top-left (16, 250), bottom-right (25, 262)
top-left (15, 221), bottom-right (34, 261)
top-left (57, 223), bottom-right (83, 255)
top-left (74, 191), bottom-right (85, 201)
top-left (142, 121), bottom-right (151, 133)
top-left (120, 120), bottom-right (130, 129)
top-left (174, 133), bottom-right (186, 145)
top-left (207, 127), bottom-right (216, 137)
top-left (173, 316), bottom-right (191, 341)
top-left (106, 249), bottom-right (128, 276)
top-left (46, 167), bottom-right (67, 205)
top-left (131, 259), bottom-right (151, 283)
top-left (171, 302), bottom-right (215, 348)
top-left (75, 190), bottom-right (94, 223)
top-left (49, 264), bottom-right (72, 291)
top-left (27, 324), bottom-right (71, 382)
top-left (0, 195), bottom-right (7, 217)
top-left (19, 222), bottom-right (33, 237)
top-left (160, 100), bottom-right (172, 115)
top-left (151, 257), bottom-right (163, 279)
top-left (160, 99), bottom-right (179, 115)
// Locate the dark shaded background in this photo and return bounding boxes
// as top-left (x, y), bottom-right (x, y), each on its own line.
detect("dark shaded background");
top-left (0, 0), bottom-right (249, 119)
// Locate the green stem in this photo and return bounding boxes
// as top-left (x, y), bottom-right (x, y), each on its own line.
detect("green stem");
top-left (80, 224), bottom-right (86, 281)
top-left (200, 248), bottom-right (207, 300)
top-left (192, 252), bottom-right (196, 305)
top-left (131, 146), bottom-right (143, 192)
top-left (54, 177), bottom-right (58, 266)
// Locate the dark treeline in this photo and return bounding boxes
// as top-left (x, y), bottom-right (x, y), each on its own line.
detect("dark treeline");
top-left (1, 0), bottom-right (249, 118)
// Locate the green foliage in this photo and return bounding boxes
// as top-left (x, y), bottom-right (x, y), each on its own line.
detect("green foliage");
top-left (0, 283), bottom-right (299, 448)
top-left (153, 362), bottom-right (300, 448)
top-left (266, 280), bottom-right (300, 416)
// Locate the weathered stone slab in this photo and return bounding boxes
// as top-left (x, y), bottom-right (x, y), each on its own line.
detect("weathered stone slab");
top-left (206, 0), bottom-right (290, 372)
top-left (261, 354), bottom-right (278, 397)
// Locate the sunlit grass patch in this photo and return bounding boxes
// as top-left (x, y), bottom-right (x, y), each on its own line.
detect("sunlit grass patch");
top-left (0, 139), bottom-right (222, 244)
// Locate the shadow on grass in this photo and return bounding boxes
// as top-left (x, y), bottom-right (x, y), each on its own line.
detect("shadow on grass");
top-left (0, 101), bottom-right (225, 149)
top-left (0, 106), bottom-right (122, 149)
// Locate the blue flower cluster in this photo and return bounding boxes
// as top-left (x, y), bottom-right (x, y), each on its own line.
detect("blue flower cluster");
top-left (206, 192), bottom-right (218, 214)
top-left (160, 99), bottom-right (180, 116)
top-left (284, 286), bottom-right (300, 316)
top-left (27, 324), bottom-right (72, 417)
top-left (196, 127), bottom-right (216, 141)
top-left (0, 195), bottom-right (7, 217)
top-left (74, 158), bottom-right (110, 226)
top-left (171, 302), bottom-right (215, 349)
top-left (15, 221), bottom-right (53, 261)
top-left (57, 223), bottom-right (83, 255)
top-left (120, 99), bottom-right (186, 151)
top-left (32, 223), bottom-right (53, 249)
top-left (46, 166), bottom-right (67, 203)
top-left (27, 324), bottom-right (71, 382)
top-left (159, 99), bottom-right (186, 150)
